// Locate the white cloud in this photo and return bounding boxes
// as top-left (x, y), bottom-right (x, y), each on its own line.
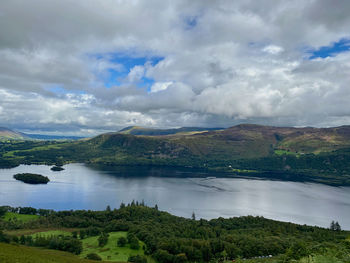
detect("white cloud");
top-left (262, 45), bottom-right (284, 55)
top-left (1, 0), bottom-right (350, 135)
top-left (150, 82), bottom-right (172, 93)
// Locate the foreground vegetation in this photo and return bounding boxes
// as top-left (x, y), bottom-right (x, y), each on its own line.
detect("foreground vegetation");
top-left (0, 204), bottom-right (349, 262)
top-left (0, 242), bottom-right (109, 263)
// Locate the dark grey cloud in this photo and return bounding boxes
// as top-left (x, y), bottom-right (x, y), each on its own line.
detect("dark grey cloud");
top-left (0, 0), bottom-right (350, 135)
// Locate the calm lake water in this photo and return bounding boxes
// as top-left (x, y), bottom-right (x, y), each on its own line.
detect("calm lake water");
top-left (1, 163), bottom-right (349, 229)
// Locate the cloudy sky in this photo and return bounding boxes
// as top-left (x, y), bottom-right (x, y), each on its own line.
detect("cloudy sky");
top-left (1, 0), bottom-right (350, 136)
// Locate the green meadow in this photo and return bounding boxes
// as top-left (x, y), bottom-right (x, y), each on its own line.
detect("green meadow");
top-left (3, 212), bottom-right (39, 222)
top-left (80, 231), bottom-right (151, 262)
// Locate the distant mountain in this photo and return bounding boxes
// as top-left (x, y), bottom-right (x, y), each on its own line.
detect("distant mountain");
top-left (25, 134), bottom-right (85, 140)
top-left (0, 127), bottom-right (29, 140)
top-left (118, 126), bottom-right (223, 136)
top-left (0, 127), bottom-right (84, 141)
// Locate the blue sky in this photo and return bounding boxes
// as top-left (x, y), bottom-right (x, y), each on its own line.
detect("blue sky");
top-left (95, 53), bottom-right (164, 89)
top-left (309, 38), bottom-right (350, 59)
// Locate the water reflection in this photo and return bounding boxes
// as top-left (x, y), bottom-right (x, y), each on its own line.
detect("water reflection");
top-left (0, 163), bottom-right (349, 229)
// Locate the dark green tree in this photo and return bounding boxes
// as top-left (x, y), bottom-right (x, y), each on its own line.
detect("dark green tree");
top-left (98, 232), bottom-right (109, 247)
top-left (117, 236), bottom-right (127, 247)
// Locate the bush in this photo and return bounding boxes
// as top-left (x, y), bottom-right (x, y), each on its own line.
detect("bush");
top-left (86, 253), bottom-right (102, 261)
top-left (128, 255), bottom-right (147, 263)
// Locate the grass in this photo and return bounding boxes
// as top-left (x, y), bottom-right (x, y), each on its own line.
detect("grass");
top-left (80, 231), bottom-right (151, 262)
top-left (3, 212), bottom-right (39, 222)
top-left (5, 228), bottom-right (78, 237)
top-left (274, 149), bottom-right (299, 156)
top-left (0, 242), bottom-right (109, 263)
top-left (31, 230), bottom-right (73, 238)
top-left (17, 230), bottom-right (150, 262)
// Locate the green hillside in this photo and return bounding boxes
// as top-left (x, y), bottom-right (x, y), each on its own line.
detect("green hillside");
top-left (3, 124), bottom-right (350, 185)
top-left (118, 126), bottom-right (221, 136)
top-left (0, 205), bottom-right (349, 263)
top-left (0, 127), bottom-right (29, 140)
top-left (0, 242), bottom-right (108, 263)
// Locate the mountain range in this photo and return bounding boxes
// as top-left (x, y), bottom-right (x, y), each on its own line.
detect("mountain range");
top-left (2, 124), bottom-right (350, 185)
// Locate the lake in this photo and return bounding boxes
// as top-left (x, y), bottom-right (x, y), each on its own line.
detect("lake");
top-left (1, 163), bottom-right (349, 229)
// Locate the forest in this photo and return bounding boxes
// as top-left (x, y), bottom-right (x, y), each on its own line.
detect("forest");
top-left (0, 204), bottom-right (349, 262)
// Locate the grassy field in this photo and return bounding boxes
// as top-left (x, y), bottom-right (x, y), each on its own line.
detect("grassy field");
top-left (80, 231), bottom-right (150, 262)
top-left (15, 230), bottom-right (150, 262)
top-left (0, 242), bottom-right (109, 263)
top-left (3, 212), bottom-right (39, 222)
top-left (5, 228), bottom-right (78, 237)
top-left (274, 149), bottom-right (299, 156)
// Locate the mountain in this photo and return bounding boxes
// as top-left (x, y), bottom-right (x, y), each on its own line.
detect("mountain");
top-left (4, 124), bottom-right (350, 185)
top-left (25, 134), bottom-right (85, 140)
top-left (0, 127), bottom-right (85, 141)
top-left (118, 126), bottom-right (222, 136)
top-left (96, 124), bottom-right (350, 160)
top-left (0, 127), bottom-right (29, 140)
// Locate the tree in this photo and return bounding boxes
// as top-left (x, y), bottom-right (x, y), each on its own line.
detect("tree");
top-left (191, 211), bottom-right (196, 220)
top-left (128, 233), bottom-right (140, 249)
top-left (330, 221), bottom-right (341, 231)
top-left (117, 236), bottom-right (127, 247)
top-left (285, 242), bottom-right (309, 260)
top-left (98, 232), bottom-right (109, 247)
top-left (0, 206), bottom-right (7, 217)
top-left (128, 255), bottom-right (147, 263)
top-left (174, 253), bottom-right (188, 263)
top-left (72, 231), bottom-right (78, 239)
top-left (79, 230), bottom-right (86, 239)
top-left (106, 205), bottom-right (111, 212)
top-left (20, 235), bottom-right (26, 245)
top-left (335, 221), bottom-right (341, 231)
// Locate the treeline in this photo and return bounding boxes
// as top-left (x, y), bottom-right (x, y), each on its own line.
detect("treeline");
top-left (1, 204), bottom-right (349, 262)
top-left (0, 231), bottom-right (82, 254)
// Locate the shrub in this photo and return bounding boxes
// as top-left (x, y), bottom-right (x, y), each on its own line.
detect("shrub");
top-left (86, 253), bottom-right (102, 261)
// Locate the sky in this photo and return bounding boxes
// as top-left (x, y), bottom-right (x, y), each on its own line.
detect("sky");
top-left (1, 0), bottom-right (350, 136)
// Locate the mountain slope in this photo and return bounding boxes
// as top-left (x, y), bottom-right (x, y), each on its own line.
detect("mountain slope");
top-left (118, 126), bottom-right (222, 136)
top-left (0, 127), bottom-right (29, 140)
top-left (0, 243), bottom-right (107, 263)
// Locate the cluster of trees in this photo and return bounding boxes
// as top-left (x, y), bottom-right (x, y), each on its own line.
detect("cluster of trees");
top-left (330, 221), bottom-right (342, 231)
top-left (116, 233), bottom-right (140, 249)
top-left (13, 173), bottom-right (50, 184)
top-left (0, 206), bottom-right (54, 216)
top-left (50, 166), bottom-right (64, 171)
top-left (1, 203), bottom-right (349, 262)
top-left (0, 231), bottom-right (82, 255)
